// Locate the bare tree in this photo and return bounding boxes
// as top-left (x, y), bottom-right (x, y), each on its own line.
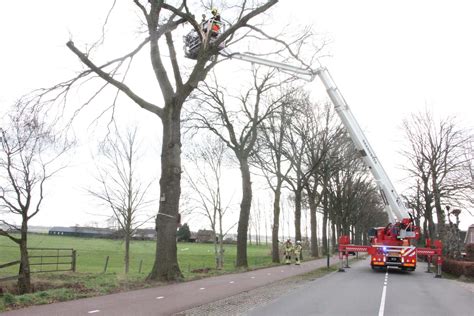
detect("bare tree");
top-left (319, 134), bottom-right (351, 254)
top-left (403, 180), bottom-right (426, 243)
top-left (280, 91), bottom-right (315, 243)
top-left (183, 135), bottom-right (235, 269)
top-left (0, 101), bottom-right (71, 293)
top-left (303, 103), bottom-right (344, 257)
top-left (252, 91), bottom-right (293, 262)
top-left (252, 199), bottom-right (264, 246)
top-left (467, 140), bottom-right (474, 184)
top-left (36, 0), bottom-right (282, 281)
top-left (321, 134), bottom-right (365, 247)
top-left (189, 68), bottom-right (289, 267)
top-left (346, 176), bottom-right (387, 243)
top-left (88, 126), bottom-right (155, 274)
top-left (402, 109), bottom-right (473, 241)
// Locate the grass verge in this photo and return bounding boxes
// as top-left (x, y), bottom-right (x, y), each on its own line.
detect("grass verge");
top-left (1, 234), bottom-right (317, 312)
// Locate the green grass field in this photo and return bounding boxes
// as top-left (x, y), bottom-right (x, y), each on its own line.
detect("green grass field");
top-left (0, 234), bottom-right (276, 311)
top-left (0, 234), bottom-right (273, 278)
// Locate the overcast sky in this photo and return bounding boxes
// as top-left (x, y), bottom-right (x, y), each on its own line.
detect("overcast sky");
top-left (1, 1), bottom-right (472, 231)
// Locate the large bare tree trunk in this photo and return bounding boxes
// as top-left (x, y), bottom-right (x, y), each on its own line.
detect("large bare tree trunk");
top-left (213, 223), bottom-right (219, 269)
top-left (18, 221), bottom-right (31, 294)
top-left (218, 215), bottom-right (224, 269)
top-left (124, 234), bottom-right (130, 274)
top-left (294, 190), bottom-right (302, 242)
top-left (331, 222), bottom-right (337, 251)
top-left (124, 222), bottom-right (131, 274)
top-left (148, 106), bottom-right (183, 280)
top-left (322, 212), bottom-right (328, 255)
top-left (432, 176), bottom-right (446, 240)
top-left (271, 185), bottom-right (282, 263)
top-left (308, 195), bottom-right (319, 257)
top-left (236, 158), bottom-right (252, 268)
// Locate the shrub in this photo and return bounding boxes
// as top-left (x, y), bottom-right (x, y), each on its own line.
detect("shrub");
top-left (464, 262), bottom-right (474, 277)
top-left (177, 223), bottom-right (191, 242)
top-left (443, 258), bottom-right (474, 277)
top-left (223, 238), bottom-right (236, 245)
top-left (18, 295), bottom-right (33, 304)
top-left (465, 243), bottom-right (474, 261)
top-left (2, 293), bottom-right (16, 306)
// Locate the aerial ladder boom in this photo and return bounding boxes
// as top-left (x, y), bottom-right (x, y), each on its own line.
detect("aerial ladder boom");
top-left (221, 50), bottom-right (409, 224)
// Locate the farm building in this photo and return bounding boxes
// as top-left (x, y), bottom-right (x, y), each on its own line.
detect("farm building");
top-left (196, 229), bottom-right (215, 243)
top-left (49, 226), bottom-right (116, 238)
top-left (132, 228), bottom-right (156, 240)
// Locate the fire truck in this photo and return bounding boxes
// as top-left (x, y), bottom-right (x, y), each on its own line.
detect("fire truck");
top-left (184, 25), bottom-right (443, 276)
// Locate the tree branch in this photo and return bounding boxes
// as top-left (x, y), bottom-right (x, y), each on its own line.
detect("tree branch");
top-left (66, 41), bottom-right (163, 118)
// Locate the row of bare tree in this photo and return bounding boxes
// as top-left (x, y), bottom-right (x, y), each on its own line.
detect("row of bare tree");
top-left (401, 110), bottom-right (473, 250)
top-left (182, 72), bottom-right (388, 265)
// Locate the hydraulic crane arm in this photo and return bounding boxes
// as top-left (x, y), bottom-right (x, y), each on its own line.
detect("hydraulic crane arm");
top-left (220, 49), bottom-right (410, 223)
top-left (316, 68), bottom-right (410, 223)
top-left (220, 50), bottom-right (317, 82)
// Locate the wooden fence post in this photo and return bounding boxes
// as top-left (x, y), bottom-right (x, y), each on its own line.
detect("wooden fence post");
top-left (103, 256), bottom-right (110, 273)
top-left (138, 260), bottom-right (143, 274)
top-left (71, 250), bottom-right (77, 272)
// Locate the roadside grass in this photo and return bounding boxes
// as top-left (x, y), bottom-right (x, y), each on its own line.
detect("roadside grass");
top-left (437, 270), bottom-right (474, 283)
top-left (0, 234), bottom-right (279, 311)
top-left (291, 263), bottom-right (339, 282)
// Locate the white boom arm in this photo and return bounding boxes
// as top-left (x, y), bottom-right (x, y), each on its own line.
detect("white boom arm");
top-left (221, 50), bottom-right (409, 223)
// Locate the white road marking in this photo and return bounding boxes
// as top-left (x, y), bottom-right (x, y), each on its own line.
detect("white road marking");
top-left (199, 287), bottom-right (205, 290)
top-left (281, 270), bottom-right (284, 272)
top-left (229, 281), bottom-right (234, 284)
top-left (251, 276), bottom-right (256, 279)
top-left (88, 310), bottom-right (100, 314)
top-left (156, 296), bottom-right (164, 300)
top-left (378, 271), bottom-right (389, 316)
top-left (267, 273), bottom-right (271, 275)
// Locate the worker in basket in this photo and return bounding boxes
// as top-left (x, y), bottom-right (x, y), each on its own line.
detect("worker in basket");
top-left (184, 8), bottom-right (224, 59)
top-left (294, 240), bottom-right (303, 265)
top-left (283, 239), bottom-right (293, 264)
top-left (211, 7), bottom-right (221, 30)
top-left (202, 8), bottom-right (221, 35)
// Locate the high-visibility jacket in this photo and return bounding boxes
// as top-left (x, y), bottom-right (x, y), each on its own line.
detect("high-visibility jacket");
top-left (294, 244), bottom-right (302, 254)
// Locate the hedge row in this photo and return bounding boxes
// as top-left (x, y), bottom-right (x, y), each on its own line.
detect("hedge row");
top-left (465, 244), bottom-right (474, 261)
top-left (442, 258), bottom-right (474, 277)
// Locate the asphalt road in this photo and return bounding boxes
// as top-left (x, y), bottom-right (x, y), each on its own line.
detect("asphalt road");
top-left (248, 258), bottom-right (474, 316)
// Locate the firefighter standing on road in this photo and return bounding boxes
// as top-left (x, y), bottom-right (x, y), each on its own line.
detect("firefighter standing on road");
top-left (283, 239), bottom-right (293, 264)
top-left (294, 240), bottom-right (303, 265)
